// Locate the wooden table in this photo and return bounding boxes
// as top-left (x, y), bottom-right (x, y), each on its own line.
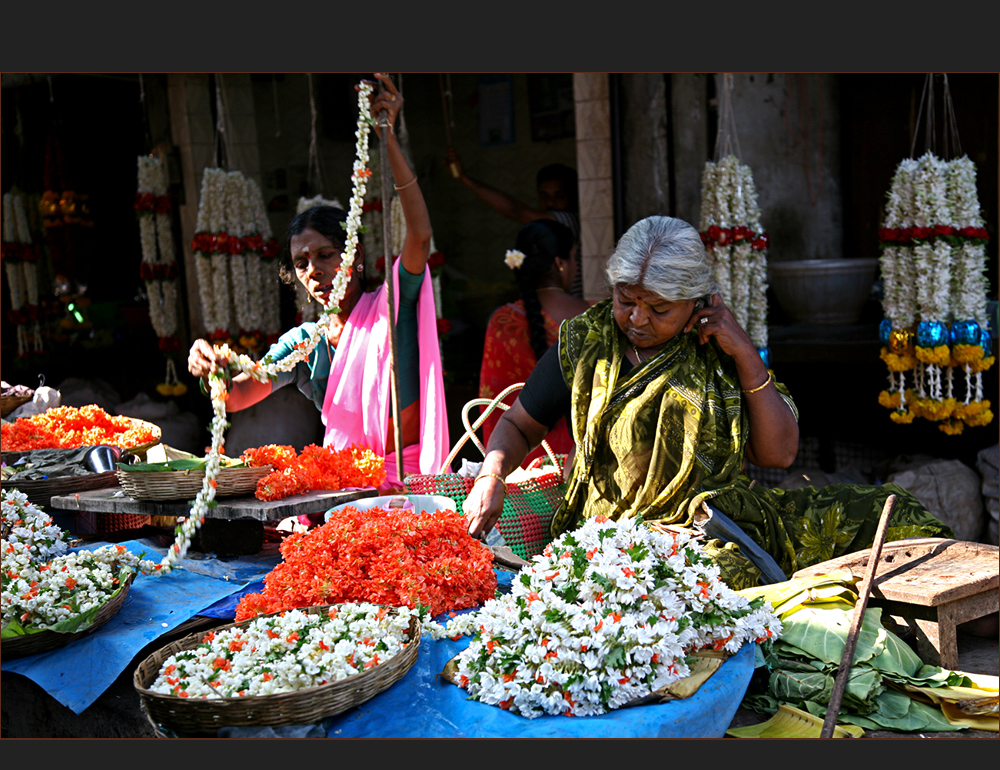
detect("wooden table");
top-left (793, 538), bottom-right (999, 669)
top-left (49, 486), bottom-right (379, 555)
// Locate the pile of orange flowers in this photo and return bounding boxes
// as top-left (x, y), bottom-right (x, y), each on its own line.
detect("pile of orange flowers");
top-left (0, 405), bottom-right (159, 451)
top-left (235, 504), bottom-right (497, 621)
top-left (240, 443), bottom-right (386, 502)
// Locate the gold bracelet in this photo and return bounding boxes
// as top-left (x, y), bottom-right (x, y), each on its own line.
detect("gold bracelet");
top-left (393, 176), bottom-right (418, 191)
top-left (741, 371), bottom-right (773, 395)
top-left (475, 472), bottom-right (507, 495)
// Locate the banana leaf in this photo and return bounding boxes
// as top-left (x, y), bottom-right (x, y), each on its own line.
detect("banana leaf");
top-left (120, 457), bottom-right (248, 472)
top-left (774, 606), bottom-right (886, 667)
top-left (830, 689), bottom-right (968, 732)
top-left (726, 704), bottom-right (865, 739)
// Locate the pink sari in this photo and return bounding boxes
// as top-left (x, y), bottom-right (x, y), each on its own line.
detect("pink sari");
top-left (321, 262), bottom-right (449, 489)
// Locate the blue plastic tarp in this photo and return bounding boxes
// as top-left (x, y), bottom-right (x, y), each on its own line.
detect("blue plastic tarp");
top-left (324, 633), bottom-right (754, 739)
top-left (1, 539), bottom-right (277, 714)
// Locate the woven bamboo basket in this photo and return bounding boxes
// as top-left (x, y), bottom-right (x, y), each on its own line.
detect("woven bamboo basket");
top-left (1, 393), bottom-right (32, 417)
top-left (133, 604), bottom-right (421, 737)
top-left (1, 570), bottom-right (136, 659)
top-left (120, 418), bottom-right (162, 459)
top-left (1, 470), bottom-right (120, 508)
top-left (116, 465), bottom-right (273, 501)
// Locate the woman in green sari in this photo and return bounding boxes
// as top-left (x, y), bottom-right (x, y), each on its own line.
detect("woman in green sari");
top-left (464, 216), bottom-right (951, 589)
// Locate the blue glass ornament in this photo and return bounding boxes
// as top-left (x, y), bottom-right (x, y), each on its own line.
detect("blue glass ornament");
top-left (980, 327), bottom-right (992, 356)
top-left (757, 347), bottom-right (772, 369)
top-left (949, 320), bottom-right (980, 346)
top-left (879, 318), bottom-right (893, 346)
top-left (916, 320), bottom-right (947, 348)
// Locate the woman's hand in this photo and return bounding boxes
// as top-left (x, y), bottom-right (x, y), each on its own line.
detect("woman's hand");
top-left (187, 338), bottom-right (227, 379)
top-left (359, 73), bottom-right (403, 138)
top-left (463, 475), bottom-right (506, 540)
top-left (685, 292), bottom-right (758, 361)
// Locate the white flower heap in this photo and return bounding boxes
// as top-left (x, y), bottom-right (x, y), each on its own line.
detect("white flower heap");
top-left (877, 152), bottom-right (994, 434)
top-left (148, 602), bottom-right (415, 699)
top-left (136, 154), bottom-right (185, 396)
top-left (2, 489), bottom-right (159, 630)
top-left (453, 515), bottom-right (781, 719)
top-left (1, 190), bottom-right (43, 358)
top-left (698, 155), bottom-right (771, 366)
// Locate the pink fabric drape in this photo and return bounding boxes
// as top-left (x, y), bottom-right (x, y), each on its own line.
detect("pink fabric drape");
top-left (321, 261), bottom-right (449, 487)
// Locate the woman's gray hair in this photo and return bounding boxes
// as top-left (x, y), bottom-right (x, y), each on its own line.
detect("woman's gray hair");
top-left (605, 216), bottom-right (718, 301)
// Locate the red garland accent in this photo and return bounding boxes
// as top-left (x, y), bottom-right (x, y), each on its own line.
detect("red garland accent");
top-left (878, 224), bottom-right (989, 246)
top-left (261, 238), bottom-right (280, 260)
top-left (700, 226), bottom-right (769, 250)
top-left (158, 335), bottom-right (181, 354)
top-left (361, 200), bottom-right (383, 213)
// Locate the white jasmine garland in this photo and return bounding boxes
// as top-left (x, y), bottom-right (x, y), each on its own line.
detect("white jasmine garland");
top-left (450, 515), bottom-right (781, 718)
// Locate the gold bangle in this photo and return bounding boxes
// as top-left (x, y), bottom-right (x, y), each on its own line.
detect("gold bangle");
top-left (393, 176), bottom-right (418, 191)
top-left (475, 472), bottom-right (507, 496)
top-left (741, 371), bottom-right (773, 395)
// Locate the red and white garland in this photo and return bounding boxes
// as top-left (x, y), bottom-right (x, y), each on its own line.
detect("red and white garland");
top-left (190, 170), bottom-right (281, 354)
top-left (135, 154), bottom-right (185, 396)
top-left (2, 190), bottom-right (43, 358)
top-left (698, 155), bottom-right (770, 359)
top-left (877, 152), bottom-right (993, 433)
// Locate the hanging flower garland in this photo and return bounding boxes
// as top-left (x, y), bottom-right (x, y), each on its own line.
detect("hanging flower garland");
top-left (135, 154), bottom-right (185, 396)
top-left (698, 155), bottom-right (771, 367)
top-left (877, 152), bottom-right (993, 433)
top-left (191, 170), bottom-right (282, 353)
top-left (2, 190), bottom-right (43, 358)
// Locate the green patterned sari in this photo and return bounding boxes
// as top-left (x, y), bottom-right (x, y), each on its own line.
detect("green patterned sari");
top-left (552, 301), bottom-right (952, 589)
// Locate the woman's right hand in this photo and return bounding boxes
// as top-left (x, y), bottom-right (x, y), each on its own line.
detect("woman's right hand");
top-left (463, 474), bottom-right (506, 540)
top-left (187, 338), bottom-right (225, 379)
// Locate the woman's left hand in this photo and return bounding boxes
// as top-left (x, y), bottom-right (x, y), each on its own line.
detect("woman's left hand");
top-left (684, 292), bottom-right (757, 360)
top-left (358, 73), bottom-right (402, 139)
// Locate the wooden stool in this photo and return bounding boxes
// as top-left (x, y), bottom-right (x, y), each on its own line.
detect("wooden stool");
top-left (793, 538), bottom-right (999, 669)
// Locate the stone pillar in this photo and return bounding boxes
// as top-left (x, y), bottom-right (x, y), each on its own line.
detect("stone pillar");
top-left (573, 73), bottom-right (615, 302)
top-left (621, 74), bottom-right (670, 226)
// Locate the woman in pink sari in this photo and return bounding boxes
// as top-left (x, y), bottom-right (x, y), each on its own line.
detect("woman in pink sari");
top-left (187, 73), bottom-right (448, 493)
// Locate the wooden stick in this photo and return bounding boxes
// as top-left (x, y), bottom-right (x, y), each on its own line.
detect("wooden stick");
top-left (439, 73), bottom-right (460, 178)
top-left (820, 493), bottom-right (897, 738)
top-left (377, 77), bottom-right (405, 484)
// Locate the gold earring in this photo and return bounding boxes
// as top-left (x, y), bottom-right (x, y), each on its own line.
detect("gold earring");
top-left (306, 293), bottom-right (312, 304)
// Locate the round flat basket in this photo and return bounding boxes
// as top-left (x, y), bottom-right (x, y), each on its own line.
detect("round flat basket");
top-left (133, 604), bottom-right (421, 737)
top-left (1, 570), bottom-right (135, 659)
top-left (1, 470), bottom-right (119, 508)
top-left (116, 465), bottom-right (273, 501)
top-left (1, 393), bottom-right (32, 417)
top-left (121, 418), bottom-right (162, 459)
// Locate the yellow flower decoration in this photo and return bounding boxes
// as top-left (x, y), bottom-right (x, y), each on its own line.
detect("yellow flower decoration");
top-left (969, 355), bottom-right (995, 373)
top-left (952, 344), bottom-right (985, 365)
top-left (878, 390), bottom-right (901, 410)
top-left (890, 409), bottom-right (915, 424)
top-left (915, 344), bottom-right (951, 367)
top-left (939, 420), bottom-right (965, 435)
top-left (879, 347), bottom-right (917, 372)
top-left (911, 397), bottom-right (956, 421)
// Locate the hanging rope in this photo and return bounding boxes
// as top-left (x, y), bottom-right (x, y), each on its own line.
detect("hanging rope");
top-left (213, 74), bottom-right (235, 170)
top-left (306, 73), bottom-right (325, 196)
top-left (910, 72), bottom-right (964, 161)
top-left (138, 73), bottom-right (153, 153)
top-left (713, 73), bottom-right (742, 161)
top-left (272, 74), bottom-right (282, 139)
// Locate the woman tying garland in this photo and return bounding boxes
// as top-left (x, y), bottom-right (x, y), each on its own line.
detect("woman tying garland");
top-left (478, 219), bottom-right (590, 467)
top-left (187, 73), bottom-right (448, 491)
top-left (464, 215), bottom-right (951, 589)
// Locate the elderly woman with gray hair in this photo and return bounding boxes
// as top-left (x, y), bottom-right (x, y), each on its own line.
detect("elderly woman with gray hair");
top-left (464, 215), bottom-right (950, 589)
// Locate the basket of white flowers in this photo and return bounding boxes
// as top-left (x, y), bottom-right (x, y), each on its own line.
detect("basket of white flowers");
top-left (133, 602), bottom-right (421, 737)
top-left (1, 489), bottom-right (153, 658)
